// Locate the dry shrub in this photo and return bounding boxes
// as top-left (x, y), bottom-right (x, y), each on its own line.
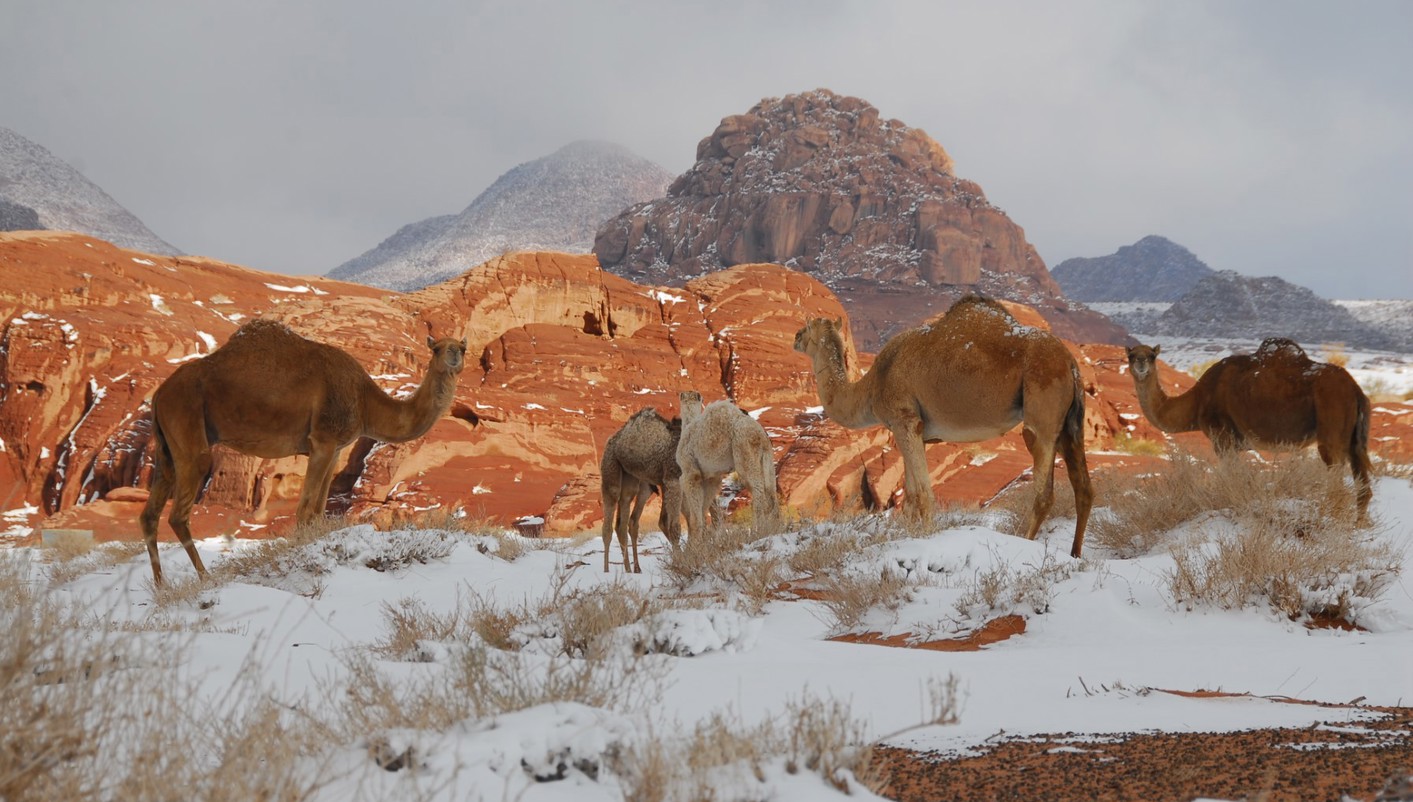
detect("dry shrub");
top-left (953, 549), bottom-right (1079, 618)
top-left (45, 541), bottom-right (146, 586)
top-left (0, 557), bottom-right (327, 800)
top-left (1320, 343), bottom-right (1350, 368)
top-left (1088, 448), bottom-right (1371, 558)
top-left (1167, 506), bottom-right (1400, 624)
top-left (660, 523), bottom-right (765, 589)
top-left (817, 567), bottom-right (914, 633)
top-left (1112, 431), bottom-right (1167, 456)
top-left (616, 690), bottom-right (885, 801)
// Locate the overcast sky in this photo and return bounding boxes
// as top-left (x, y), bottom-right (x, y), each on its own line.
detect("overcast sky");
top-left (3, 1), bottom-right (1410, 298)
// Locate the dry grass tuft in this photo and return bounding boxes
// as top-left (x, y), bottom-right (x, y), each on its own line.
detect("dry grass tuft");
top-left (816, 567), bottom-right (914, 633)
top-left (44, 541), bottom-right (147, 586)
top-left (953, 550), bottom-right (1079, 618)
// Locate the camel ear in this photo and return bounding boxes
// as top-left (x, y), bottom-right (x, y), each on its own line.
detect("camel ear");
top-left (460, 338), bottom-right (467, 350)
top-left (1152, 345), bottom-right (1162, 357)
top-left (833, 316), bottom-right (843, 329)
top-left (426, 336), bottom-right (436, 350)
top-left (1125, 346), bottom-right (1135, 358)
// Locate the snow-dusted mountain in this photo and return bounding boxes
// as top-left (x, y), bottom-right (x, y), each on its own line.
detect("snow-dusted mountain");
top-left (0, 127), bottom-right (178, 254)
top-left (329, 141), bottom-right (671, 290)
top-left (1051, 235), bottom-right (1214, 302)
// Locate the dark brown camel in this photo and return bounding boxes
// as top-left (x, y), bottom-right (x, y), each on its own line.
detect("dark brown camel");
top-left (600, 407), bottom-right (684, 573)
top-left (140, 319), bottom-right (467, 583)
top-left (794, 296), bottom-right (1093, 557)
top-left (1126, 337), bottom-right (1372, 520)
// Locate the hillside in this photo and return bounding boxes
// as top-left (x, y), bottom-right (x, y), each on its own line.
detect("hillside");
top-left (0, 126), bottom-right (178, 254)
top-left (1051, 235), bottom-right (1214, 302)
top-left (329, 140), bottom-right (671, 290)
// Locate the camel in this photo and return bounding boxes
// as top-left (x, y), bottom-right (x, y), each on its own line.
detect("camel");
top-left (675, 390), bottom-right (782, 540)
top-left (793, 296), bottom-right (1093, 557)
top-left (1125, 338), bottom-right (1372, 520)
top-left (600, 407), bottom-right (685, 573)
top-left (139, 319), bottom-right (468, 584)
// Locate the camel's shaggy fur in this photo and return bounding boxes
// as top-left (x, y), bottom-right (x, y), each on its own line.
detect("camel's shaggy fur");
top-left (793, 296), bottom-right (1093, 557)
top-left (600, 407), bottom-right (684, 573)
top-left (140, 319), bottom-right (467, 583)
top-left (675, 391), bottom-right (782, 540)
top-left (1126, 337), bottom-right (1372, 520)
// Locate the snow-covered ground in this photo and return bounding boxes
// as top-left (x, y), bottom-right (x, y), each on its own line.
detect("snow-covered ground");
top-left (6, 471), bottom-right (1412, 801)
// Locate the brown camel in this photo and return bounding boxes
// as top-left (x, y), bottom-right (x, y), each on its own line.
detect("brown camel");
top-left (1125, 338), bottom-right (1372, 520)
top-left (793, 296), bottom-right (1093, 557)
top-left (675, 390), bottom-right (782, 540)
top-left (139, 319), bottom-right (467, 584)
top-left (600, 407), bottom-right (684, 573)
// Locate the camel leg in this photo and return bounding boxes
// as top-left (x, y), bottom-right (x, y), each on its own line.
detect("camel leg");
top-left (660, 476), bottom-right (683, 546)
top-left (1019, 426), bottom-right (1059, 543)
top-left (1058, 426), bottom-right (1092, 558)
top-left (733, 434), bottom-right (780, 535)
top-left (625, 481), bottom-right (648, 573)
top-left (1315, 386), bottom-right (1374, 524)
top-left (679, 471), bottom-right (705, 543)
top-left (165, 444), bottom-right (211, 582)
top-left (139, 436), bottom-right (175, 585)
top-left (887, 418), bottom-right (934, 522)
top-left (600, 467), bottom-right (619, 573)
top-left (295, 442), bottom-right (341, 524)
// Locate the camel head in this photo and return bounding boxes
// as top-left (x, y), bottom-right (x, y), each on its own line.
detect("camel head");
top-left (427, 336), bottom-right (469, 375)
top-left (1125, 344), bottom-right (1161, 381)
top-left (793, 317), bottom-right (843, 355)
top-left (678, 390), bottom-right (703, 416)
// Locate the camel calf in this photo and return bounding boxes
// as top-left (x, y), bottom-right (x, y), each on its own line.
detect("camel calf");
top-left (675, 391), bottom-right (782, 540)
top-left (600, 407), bottom-right (684, 572)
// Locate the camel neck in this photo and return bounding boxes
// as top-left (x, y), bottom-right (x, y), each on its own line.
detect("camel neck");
top-left (810, 336), bottom-right (877, 429)
top-left (1133, 373), bottom-right (1197, 433)
top-left (364, 366), bottom-right (457, 442)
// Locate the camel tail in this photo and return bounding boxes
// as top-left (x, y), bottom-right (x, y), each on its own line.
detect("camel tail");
top-left (1353, 389), bottom-right (1371, 462)
top-left (1063, 368), bottom-right (1086, 452)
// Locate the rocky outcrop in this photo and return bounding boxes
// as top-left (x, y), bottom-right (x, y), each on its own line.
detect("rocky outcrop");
top-left (1051, 235), bottom-right (1215, 302)
top-left (1156, 271), bottom-right (1396, 350)
top-left (6, 232), bottom-right (1407, 544)
top-left (0, 127), bottom-right (178, 255)
top-left (329, 140), bottom-right (672, 290)
top-left (592, 89), bottom-right (1126, 350)
top-left (0, 199), bottom-right (41, 231)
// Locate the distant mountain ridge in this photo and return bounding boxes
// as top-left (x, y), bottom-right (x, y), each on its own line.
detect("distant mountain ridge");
top-left (0, 127), bottom-right (178, 254)
top-left (1051, 235), bottom-right (1214, 302)
top-left (328, 140), bottom-right (672, 290)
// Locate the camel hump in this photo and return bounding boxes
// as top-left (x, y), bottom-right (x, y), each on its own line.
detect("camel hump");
top-left (1254, 337), bottom-right (1310, 364)
top-left (233, 318), bottom-right (297, 340)
top-left (947, 293), bottom-right (1011, 319)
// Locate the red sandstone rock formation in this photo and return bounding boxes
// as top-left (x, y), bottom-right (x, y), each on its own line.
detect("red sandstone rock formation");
top-left (3, 231), bottom-right (1406, 544)
top-left (592, 88), bottom-right (1127, 351)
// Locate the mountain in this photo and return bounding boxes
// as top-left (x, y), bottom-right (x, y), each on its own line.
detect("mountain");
top-left (591, 89), bottom-right (1126, 350)
top-left (329, 140), bottom-right (672, 290)
top-left (1155, 270), bottom-right (1397, 350)
top-left (0, 127), bottom-right (178, 254)
top-left (1051, 235), bottom-right (1215, 302)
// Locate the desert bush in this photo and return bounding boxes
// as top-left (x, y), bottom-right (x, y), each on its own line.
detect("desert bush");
top-left (816, 565), bottom-right (914, 633)
top-left (953, 549), bottom-right (1079, 618)
top-left (1112, 431), bottom-right (1167, 456)
top-left (45, 541), bottom-right (146, 586)
top-left (1166, 503), bottom-right (1400, 624)
top-left (616, 690), bottom-right (888, 801)
top-left (0, 557), bottom-right (328, 800)
top-left (1320, 343), bottom-right (1350, 368)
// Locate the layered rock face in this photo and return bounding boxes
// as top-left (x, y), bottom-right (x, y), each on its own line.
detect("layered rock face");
top-left (593, 89), bottom-right (1125, 350)
top-left (329, 140), bottom-right (672, 290)
top-left (7, 232), bottom-right (1407, 544)
top-left (1051, 235), bottom-right (1215, 302)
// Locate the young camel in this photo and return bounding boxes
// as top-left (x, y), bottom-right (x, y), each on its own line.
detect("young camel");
top-left (793, 296), bottom-right (1093, 557)
top-left (1125, 338), bottom-right (1372, 521)
top-left (675, 390), bottom-right (782, 540)
top-left (600, 407), bottom-right (684, 573)
top-left (140, 319), bottom-right (468, 584)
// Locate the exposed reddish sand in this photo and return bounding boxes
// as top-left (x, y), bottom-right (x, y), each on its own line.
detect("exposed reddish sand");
top-left (829, 615), bottom-right (1027, 652)
top-left (874, 703), bottom-right (1413, 802)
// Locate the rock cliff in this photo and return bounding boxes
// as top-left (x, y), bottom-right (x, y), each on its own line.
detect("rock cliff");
top-left (592, 89), bottom-right (1125, 350)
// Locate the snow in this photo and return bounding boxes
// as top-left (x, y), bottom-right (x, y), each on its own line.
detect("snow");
top-left (6, 470), bottom-right (1413, 798)
top-left (149, 293), bottom-right (173, 316)
top-left (264, 282), bottom-right (329, 295)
